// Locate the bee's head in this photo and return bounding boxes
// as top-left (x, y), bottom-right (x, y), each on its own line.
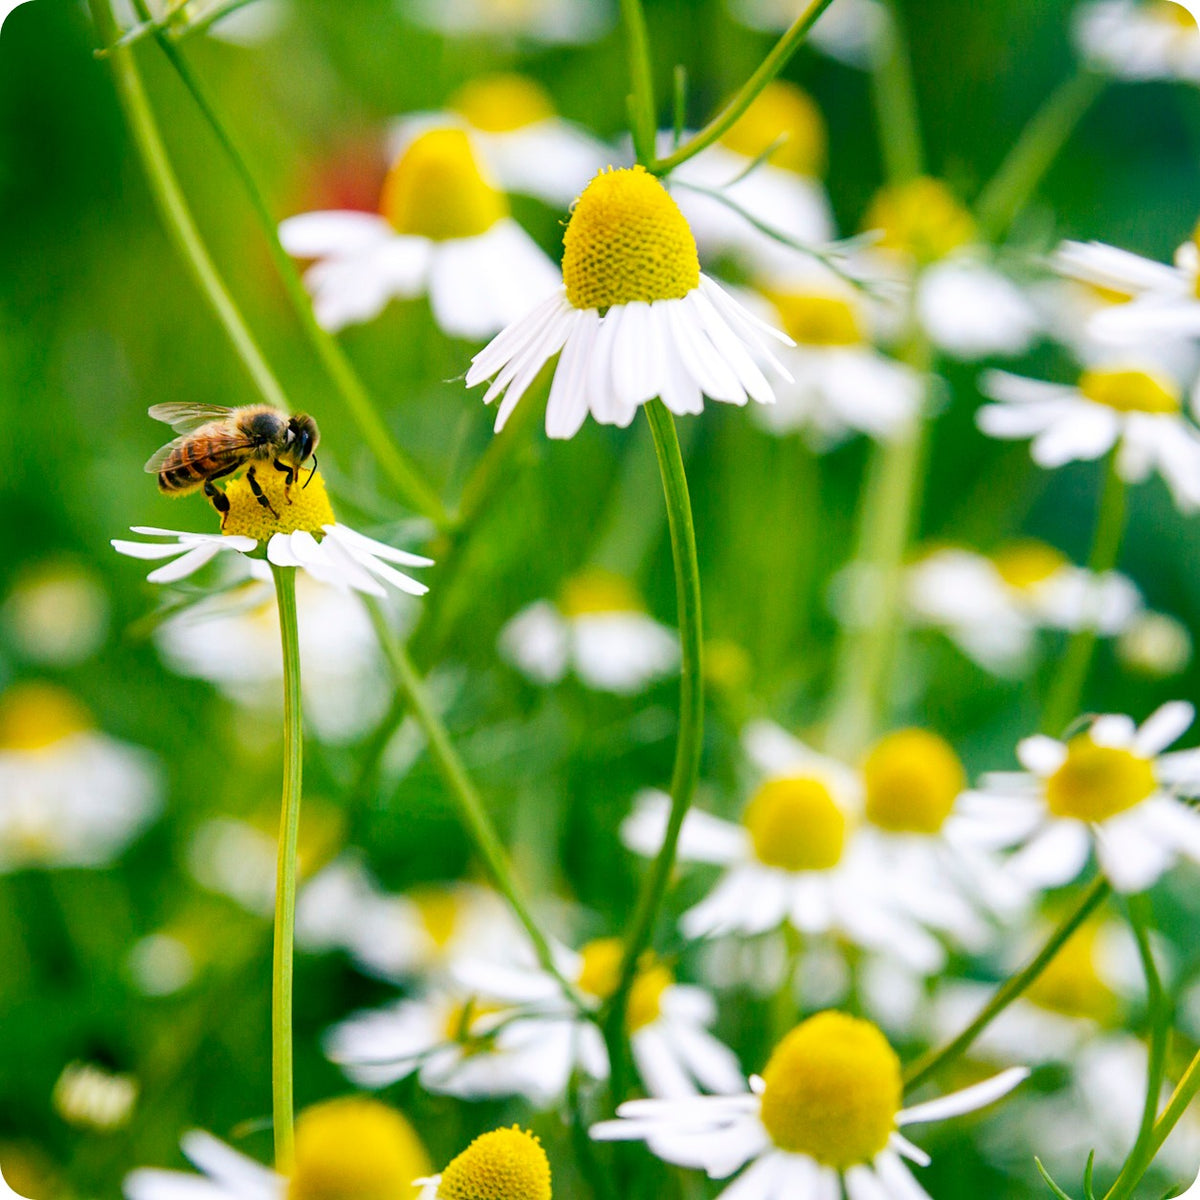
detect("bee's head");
top-left (285, 414), bottom-right (320, 466)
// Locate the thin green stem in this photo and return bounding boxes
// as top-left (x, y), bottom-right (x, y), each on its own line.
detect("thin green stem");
top-left (1041, 453), bottom-right (1128, 736)
top-left (602, 400), bottom-right (704, 1099)
top-left (869, 0), bottom-right (924, 182)
top-left (268, 564), bottom-right (303, 1171)
top-left (904, 876), bottom-right (1110, 1093)
top-left (651, 0), bottom-right (838, 175)
top-left (619, 0), bottom-right (658, 165)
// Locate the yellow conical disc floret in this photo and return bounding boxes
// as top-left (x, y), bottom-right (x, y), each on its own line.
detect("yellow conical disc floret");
top-left (865, 177), bottom-right (976, 264)
top-left (863, 729), bottom-right (965, 835)
top-left (1045, 733), bottom-right (1157, 822)
top-left (559, 568), bottom-right (643, 617)
top-left (768, 290), bottom-right (863, 347)
top-left (1024, 922), bottom-right (1118, 1024)
top-left (992, 541), bottom-right (1067, 591)
top-left (1078, 368), bottom-right (1180, 414)
top-left (720, 81), bottom-right (827, 177)
top-left (451, 75), bottom-right (556, 133)
top-left (742, 778), bottom-right (847, 871)
top-left (287, 1097), bottom-right (431, 1200)
top-left (222, 469), bottom-right (337, 540)
top-left (0, 683), bottom-right (91, 751)
top-left (576, 938), bottom-right (673, 1032)
top-left (381, 129), bottom-right (508, 241)
top-left (437, 1127), bottom-right (552, 1200)
top-left (562, 167), bottom-right (700, 311)
top-left (759, 1012), bottom-right (902, 1168)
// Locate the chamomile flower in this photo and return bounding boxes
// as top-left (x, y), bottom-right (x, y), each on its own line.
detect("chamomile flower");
top-left (592, 1011), bottom-right (1028, 1199)
top-left (977, 365), bottom-right (1200, 510)
top-left (466, 166), bottom-right (794, 438)
top-left (1, 560), bottom-right (108, 666)
top-left (0, 683), bottom-right (160, 871)
top-left (416, 1128), bottom-right (550, 1200)
top-left (1074, 0), bottom-right (1200, 81)
top-left (280, 127), bottom-right (559, 337)
top-left (726, 0), bottom-right (890, 68)
top-left (399, 0), bottom-right (611, 44)
top-left (1118, 610), bottom-right (1193, 676)
top-left (52, 1062), bottom-right (137, 1133)
top-left (959, 701), bottom-right (1200, 893)
top-left (499, 568), bottom-right (678, 693)
top-left (112, 469), bottom-right (432, 598)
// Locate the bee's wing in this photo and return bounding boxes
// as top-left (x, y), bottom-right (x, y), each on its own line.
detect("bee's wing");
top-left (148, 402), bottom-right (236, 434)
top-left (144, 435), bottom-right (188, 474)
top-left (144, 429), bottom-right (260, 474)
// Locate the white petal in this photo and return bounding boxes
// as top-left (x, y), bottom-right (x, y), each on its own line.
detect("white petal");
top-left (1095, 812), bottom-right (1174, 892)
top-left (898, 1067), bottom-right (1029, 1126)
top-left (1135, 701), bottom-right (1194, 756)
top-left (1016, 735), bottom-right (1067, 775)
top-left (1090, 713), bottom-right (1138, 748)
top-left (146, 543), bottom-right (224, 584)
top-left (279, 211), bottom-right (391, 257)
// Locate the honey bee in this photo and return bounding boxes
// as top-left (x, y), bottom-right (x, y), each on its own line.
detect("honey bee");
top-left (145, 403), bottom-right (320, 526)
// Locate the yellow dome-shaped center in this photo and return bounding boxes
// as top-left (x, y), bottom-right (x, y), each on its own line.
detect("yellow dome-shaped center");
top-left (719, 81), bottom-right (827, 177)
top-left (1154, 0), bottom-right (1198, 29)
top-left (562, 167), bottom-right (700, 311)
top-left (768, 291), bottom-right (863, 347)
top-left (992, 541), bottom-right (1068, 591)
top-left (0, 682), bottom-right (92, 751)
top-left (863, 728), bottom-right (965, 835)
top-left (1078, 368), bottom-right (1180, 414)
top-left (742, 777), bottom-right (847, 872)
top-left (1045, 733), bottom-right (1157, 822)
top-left (576, 938), bottom-right (673, 1032)
top-left (759, 1012), bottom-right (902, 1168)
top-left (864, 177), bottom-right (976, 264)
top-left (451, 74), bottom-right (556, 133)
top-left (381, 128), bottom-right (508, 241)
top-left (221, 468), bottom-right (337, 540)
top-left (1024, 923), bottom-right (1118, 1024)
top-left (286, 1098), bottom-right (431, 1200)
top-left (437, 1127), bottom-right (552, 1200)
top-left (559, 568), bottom-right (644, 617)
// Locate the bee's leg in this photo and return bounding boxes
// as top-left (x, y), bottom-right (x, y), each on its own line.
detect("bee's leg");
top-left (246, 465), bottom-right (280, 519)
top-left (204, 481), bottom-right (232, 529)
top-left (272, 457), bottom-right (295, 503)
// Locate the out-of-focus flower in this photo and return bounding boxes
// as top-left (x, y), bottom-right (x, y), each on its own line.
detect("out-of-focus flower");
top-left (126, 931), bottom-right (196, 997)
top-left (52, 1062), bottom-right (137, 1133)
top-left (1074, 0), bottom-right (1200, 81)
top-left (499, 568), bottom-right (678, 693)
top-left (0, 1164), bottom-right (32, 1200)
top-left (1118, 610), bottom-right (1193, 676)
top-left (280, 128), bottom-right (559, 338)
top-left (0, 682), bottom-right (159, 870)
top-left (390, 74), bottom-right (610, 207)
top-left (960, 702), bottom-right (1200, 893)
top-left (416, 1127), bottom-right (550, 1200)
top-left (399, 0), bottom-right (611, 44)
top-left (978, 365), bottom-right (1200, 510)
top-left (467, 166), bottom-right (793, 438)
top-left (1, 560), bottom-right (108, 666)
top-left (592, 1010), bottom-right (1027, 1198)
top-left (726, 0), bottom-right (890, 68)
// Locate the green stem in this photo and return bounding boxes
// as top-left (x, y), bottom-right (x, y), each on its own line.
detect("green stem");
top-left (1040, 453), bottom-right (1128, 736)
top-left (619, 0), bottom-right (658, 165)
top-left (904, 876), bottom-right (1110, 1094)
top-left (602, 400), bottom-right (704, 1097)
top-left (869, 0), bottom-right (924, 182)
top-left (975, 69), bottom-right (1105, 244)
top-left (269, 564), bottom-right (303, 1171)
top-left (651, 0), bottom-right (838, 175)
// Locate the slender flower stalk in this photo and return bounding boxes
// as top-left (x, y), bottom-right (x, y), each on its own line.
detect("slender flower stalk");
top-left (869, 0), bottom-right (924, 183)
top-left (1124, 893), bottom-right (1170, 1178)
top-left (619, 0), bottom-right (657, 164)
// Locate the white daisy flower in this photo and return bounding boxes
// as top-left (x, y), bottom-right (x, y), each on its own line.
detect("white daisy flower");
top-left (112, 470), bottom-right (432, 598)
top-left (280, 127), bottom-right (560, 338)
top-left (1074, 0), bottom-right (1200, 81)
top-left (725, 0), bottom-right (890, 68)
top-left (592, 1010), bottom-right (1028, 1200)
top-left (52, 1062), bottom-right (137, 1133)
top-left (0, 682), bottom-right (160, 871)
top-left (977, 364), bottom-right (1200, 510)
top-left (399, 0), bottom-right (611, 44)
top-left (957, 701), bottom-right (1200, 893)
top-left (499, 568), bottom-right (678, 693)
top-left (389, 74), bottom-right (610, 208)
top-left (1118, 610), bottom-right (1194, 676)
top-left (466, 166), bottom-right (794, 439)
top-left (415, 1127), bottom-right (551, 1200)
top-left (1, 559), bottom-right (108, 667)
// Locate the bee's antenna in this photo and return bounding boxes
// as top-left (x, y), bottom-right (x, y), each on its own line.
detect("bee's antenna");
top-left (304, 457), bottom-right (318, 489)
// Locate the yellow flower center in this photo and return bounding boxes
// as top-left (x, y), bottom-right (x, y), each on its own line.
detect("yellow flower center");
top-left (991, 541), bottom-right (1068, 591)
top-left (1077, 368), bottom-right (1181, 415)
top-left (864, 177), bottom-right (976, 264)
top-left (759, 1012), bottom-right (902, 1168)
top-left (380, 128), bottom-right (508, 241)
top-left (1154, 0), bottom-right (1197, 29)
top-left (768, 291), bottom-right (863, 347)
top-left (1045, 733), bottom-right (1157, 822)
top-left (562, 167), bottom-right (700, 311)
top-left (442, 999), bottom-right (507, 1054)
top-left (576, 938), bottom-right (673, 1031)
top-left (287, 1098), bottom-right (431, 1200)
top-left (0, 683), bottom-right (92, 751)
top-left (719, 80), bottom-right (827, 177)
top-left (450, 74), bottom-right (556, 133)
top-left (703, 639), bottom-right (752, 694)
top-left (742, 778), bottom-right (847, 872)
top-left (437, 1127), bottom-right (552, 1200)
top-left (1024, 923), bottom-right (1118, 1023)
top-left (558, 568), bottom-right (643, 617)
top-left (412, 886), bottom-right (462, 949)
top-left (863, 729), bottom-right (965, 835)
top-left (221, 468), bottom-right (337, 541)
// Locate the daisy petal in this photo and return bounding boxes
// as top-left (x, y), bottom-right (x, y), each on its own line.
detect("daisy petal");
top-left (898, 1067), bottom-right (1029, 1126)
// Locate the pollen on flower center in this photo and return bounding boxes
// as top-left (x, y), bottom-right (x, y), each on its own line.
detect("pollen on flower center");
top-left (576, 938), bottom-right (672, 1031)
top-left (1078, 368), bottom-right (1181, 415)
top-left (864, 177), bottom-right (976, 263)
top-left (742, 777), bottom-right (846, 871)
top-left (559, 568), bottom-right (643, 617)
top-left (863, 729), bottom-right (965, 835)
top-left (1045, 733), bottom-right (1157, 822)
top-left (381, 128), bottom-right (508, 241)
top-left (769, 291), bottom-right (863, 346)
top-left (287, 1097), bottom-right (431, 1200)
top-left (719, 81), bottom-right (827, 177)
top-left (451, 74), bottom-right (556, 133)
top-left (436, 1126), bottom-right (552, 1200)
top-left (0, 682), bottom-right (91, 751)
top-left (759, 1012), bottom-right (902, 1168)
top-left (1024, 923), bottom-right (1118, 1024)
top-left (992, 541), bottom-right (1068, 591)
top-left (562, 166), bottom-right (700, 311)
top-left (221, 468), bottom-right (337, 541)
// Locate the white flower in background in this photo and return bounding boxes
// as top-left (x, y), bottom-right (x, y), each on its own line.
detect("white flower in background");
top-left (416, 1128), bottom-right (550, 1200)
top-left (1074, 0), bottom-right (1200, 81)
top-left (280, 128), bottom-right (559, 338)
top-left (109, 0), bottom-right (288, 44)
top-left (726, 0), bottom-right (890, 68)
top-left (977, 365), bottom-right (1200, 510)
top-left (1118, 610), bottom-right (1194, 676)
top-left (398, 0), bottom-right (611, 44)
top-left (905, 541), bottom-right (1144, 676)
top-left (389, 74), bottom-right (609, 207)
top-left (0, 683), bottom-right (160, 871)
top-left (499, 567), bottom-right (678, 693)
top-left (1, 560), bottom-right (108, 666)
top-left (592, 1010), bottom-right (1028, 1200)
top-left (52, 1062), bottom-right (137, 1133)
top-left (959, 702), bottom-right (1200, 893)
top-left (467, 166), bottom-right (793, 438)
top-left (665, 82), bottom-right (835, 275)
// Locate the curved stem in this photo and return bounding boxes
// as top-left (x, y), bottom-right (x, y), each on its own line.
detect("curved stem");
top-left (904, 876), bottom-right (1110, 1094)
top-left (269, 564), bottom-right (303, 1171)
